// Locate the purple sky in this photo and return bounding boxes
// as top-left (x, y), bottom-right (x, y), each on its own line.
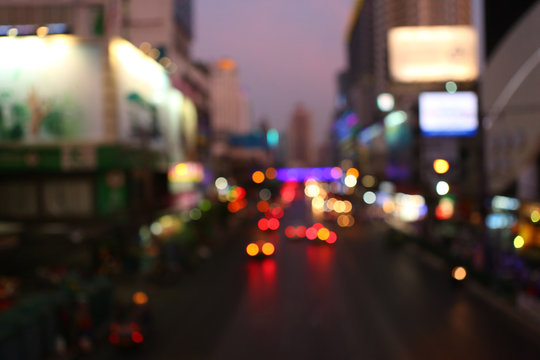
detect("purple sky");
top-left (192, 0), bottom-right (354, 146)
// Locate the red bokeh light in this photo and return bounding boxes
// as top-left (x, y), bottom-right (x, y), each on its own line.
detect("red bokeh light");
top-left (131, 331), bottom-right (144, 344)
top-left (296, 226), bottom-right (306, 238)
top-left (313, 223), bottom-right (324, 230)
top-left (285, 226), bottom-right (296, 238)
top-left (258, 218), bottom-right (269, 231)
top-left (326, 231), bottom-right (337, 244)
top-left (306, 227), bottom-right (318, 240)
top-left (268, 218), bottom-right (280, 230)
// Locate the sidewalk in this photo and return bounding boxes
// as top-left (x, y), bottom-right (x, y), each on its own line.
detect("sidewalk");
top-left (402, 240), bottom-right (540, 338)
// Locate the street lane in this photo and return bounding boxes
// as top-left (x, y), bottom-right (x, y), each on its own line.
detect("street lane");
top-left (91, 199), bottom-right (540, 359)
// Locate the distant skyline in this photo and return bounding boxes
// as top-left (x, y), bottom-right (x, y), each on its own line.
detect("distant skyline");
top-left (192, 0), bottom-right (354, 146)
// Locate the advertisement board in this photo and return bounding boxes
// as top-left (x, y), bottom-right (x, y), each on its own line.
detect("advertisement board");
top-left (0, 35), bottom-right (103, 142)
top-left (419, 91), bottom-right (478, 137)
top-left (388, 26), bottom-right (479, 83)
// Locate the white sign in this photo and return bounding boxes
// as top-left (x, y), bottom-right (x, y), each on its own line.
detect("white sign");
top-left (419, 92), bottom-right (478, 137)
top-left (388, 26), bottom-right (479, 83)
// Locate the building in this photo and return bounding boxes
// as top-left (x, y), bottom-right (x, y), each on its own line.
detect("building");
top-left (344, 0), bottom-right (480, 194)
top-left (210, 58), bottom-right (251, 137)
top-left (287, 104), bottom-right (314, 167)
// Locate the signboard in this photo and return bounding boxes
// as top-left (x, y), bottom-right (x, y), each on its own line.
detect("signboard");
top-left (419, 91), bottom-right (478, 137)
top-left (388, 26), bottom-right (478, 83)
top-left (0, 35), bottom-right (103, 142)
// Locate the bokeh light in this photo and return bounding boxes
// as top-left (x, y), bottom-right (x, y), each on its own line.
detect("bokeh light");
top-left (436, 181), bottom-right (450, 196)
top-left (258, 218), bottom-right (269, 231)
top-left (531, 210), bottom-right (540, 223)
top-left (132, 291), bottom-right (148, 305)
top-left (252, 171), bottom-right (265, 184)
top-left (433, 159), bottom-right (450, 174)
top-left (317, 228), bottom-right (330, 241)
top-left (326, 231), bottom-right (337, 244)
top-left (285, 226), bottom-right (296, 238)
top-left (361, 175), bottom-right (376, 188)
top-left (215, 177), bottom-right (228, 190)
top-left (344, 174), bottom-right (358, 187)
top-left (296, 226), bottom-right (306, 238)
top-left (268, 218), bottom-right (280, 230)
top-left (346, 168), bottom-right (360, 178)
top-left (257, 200), bottom-right (270, 213)
top-left (246, 243), bottom-right (259, 256)
top-left (363, 191), bottom-right (377, 204)
top-left (306, 227), bottom-right (318, 240)
top-left (514, 235), bottom-right (525, 249)
top-left (330, 167), bottom-right (343, 179)
top-left (261, 242), bottom-right (275, 256)
top-left (265, 167), bottom-right (277, 179)
top-left (452, 266), bottom-right (467, 281)
top-left (259, 188), bottom-right (272, 201)
top-left (445, 81), bottom-right (458, 94)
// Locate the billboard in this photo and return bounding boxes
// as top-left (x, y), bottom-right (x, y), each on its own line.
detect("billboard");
top-left (419, 91), bottom-right (478, 137)
top-left (0, 35), bottom-right (103, 142)
top-left (388, 26), bottom-right (479, 83)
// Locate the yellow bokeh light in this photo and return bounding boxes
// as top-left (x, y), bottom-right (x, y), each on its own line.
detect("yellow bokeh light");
top-left (246, 243), bottom-right (259, 256)
top-left (433, 159), bottom-right (450, 174)
top-left (514, 235), bottom-right (525, 249)
top-left (317, 228), bottom-right (330, 241)
top-left (531, 210), bottom-right (540, 223)
top-left (265, 167), bottom-right (277, 179)
top-left (452, 266), bottom-right (467, 281)
top-left (36, 26), bottom-right (49, 37)
top-left (305, 184), bottom-right (320, 197)
top-left (261, 242), bottom-right (275, 255)
top-left (132, 291), bottom-right (148, 305)
top-left (252, 171), bottom-right (265, 184)
top-left (334, 201), bottom-right (346, 213)
top-left (312, 196), bottom-right (325, 210)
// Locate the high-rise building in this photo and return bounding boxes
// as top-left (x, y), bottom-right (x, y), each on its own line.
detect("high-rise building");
top-left (288, 104), bottom-right (313, 167)
top-left (210, 58), bottom-right (251, 136)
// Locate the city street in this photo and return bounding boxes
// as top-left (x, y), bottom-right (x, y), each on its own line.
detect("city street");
top-left (89, 199), bottom-right (540, 360)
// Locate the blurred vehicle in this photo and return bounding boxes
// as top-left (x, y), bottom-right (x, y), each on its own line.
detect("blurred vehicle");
top-left (246, 239), bottom-right (276, 258)
top-left (108, 291), bottom-right (153, 348)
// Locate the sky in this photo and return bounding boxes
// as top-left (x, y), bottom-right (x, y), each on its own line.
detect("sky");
top-left (192, 0), bottom-right (355, 147)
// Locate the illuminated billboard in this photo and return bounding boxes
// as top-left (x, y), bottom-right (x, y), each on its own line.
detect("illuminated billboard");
top-left (419, 91), bottom-right (478, 137)
top-left (388, 26), bottom-right (479, 83)
top-left (0, 35), bottom-right (103, 142)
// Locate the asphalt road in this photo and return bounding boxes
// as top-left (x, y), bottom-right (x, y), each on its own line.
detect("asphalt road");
top-left (89, 199), bottom-right (540, 360)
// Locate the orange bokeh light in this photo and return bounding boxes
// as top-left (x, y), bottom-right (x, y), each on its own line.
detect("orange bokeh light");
top-left (257, 200), bottom-right (269, 213)
top-left (132, 291), bottom-right (148, 305)
top-left (246, 243), bottom-right (259, 256)
top-left (261, 242), bottom-right (275, 255)
top-left (265, 167), bottom-right (277, 179)
top-left (252, 171), bottom-right (265, 184)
